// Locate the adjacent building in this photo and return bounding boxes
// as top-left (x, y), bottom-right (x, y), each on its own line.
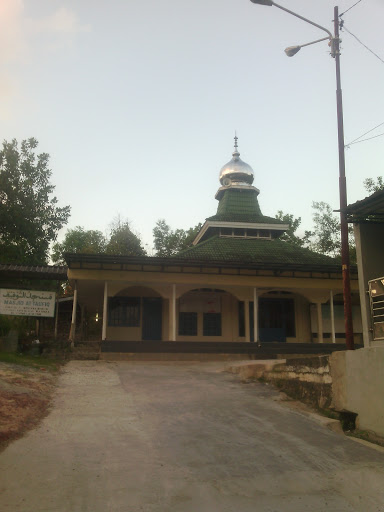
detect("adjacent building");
top-left (346, 188), bottom-right (384, 347)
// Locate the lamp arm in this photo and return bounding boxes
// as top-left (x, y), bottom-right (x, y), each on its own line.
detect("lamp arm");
top-left (272, 1), bottom-right (333, 40)
top-left (299, 36), bottom-right (331, 49)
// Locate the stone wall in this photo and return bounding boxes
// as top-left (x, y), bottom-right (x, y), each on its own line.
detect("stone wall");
top-left (264, 356), bottom-right (333, 409)
top-left (227, 355), bottom-right (333, 409)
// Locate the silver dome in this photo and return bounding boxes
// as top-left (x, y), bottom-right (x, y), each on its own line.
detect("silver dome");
top-left (219, 136), bottom-right (254, 186)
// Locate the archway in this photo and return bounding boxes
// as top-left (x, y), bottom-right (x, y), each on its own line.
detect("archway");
top-left (320, 292), bottom-right (363, 344)
top-left (249, 290), bottom-right (312, 343)
top-left (257, 291), bottom-right (296, 343)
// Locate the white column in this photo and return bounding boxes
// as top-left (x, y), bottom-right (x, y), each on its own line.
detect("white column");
top-left (330, 290), bottom-right (336, 344)
top-left (54, 297), bottom-right (59, 340)
top-left (69, 281), bottom-right (78, 346)
top-left (253, 288), bottom-right (258, 344)
top-left (245, 300), bottom-right (250, 342)
top-left (170, 284), bottom-right (176, 341)
top-left (102, 281), bottom-right (108, 341)
top-left (354, 224), bottom-right (369, 347)
top-left (316, 302), bottom-right (323, 343)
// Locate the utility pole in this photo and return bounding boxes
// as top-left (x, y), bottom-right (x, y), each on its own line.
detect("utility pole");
top-left (333, 6), bottom-right (354, 350)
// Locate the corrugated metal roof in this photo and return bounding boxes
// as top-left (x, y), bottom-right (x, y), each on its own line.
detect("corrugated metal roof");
top-left (0, 264), bottom-right (68, 280)
top-left (346, 189), bottom-right (384, 222)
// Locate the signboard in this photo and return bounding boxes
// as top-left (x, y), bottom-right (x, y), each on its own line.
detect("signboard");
top-left (0, 289), bottom-right (56, 318)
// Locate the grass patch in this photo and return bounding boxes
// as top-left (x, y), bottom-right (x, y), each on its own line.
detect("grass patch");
top-left (0, 352), bottom-right (63, 372)
top-left (316, 407), bottom-right (340, 420)
top-left (346, 429), bottom-right (384, 448)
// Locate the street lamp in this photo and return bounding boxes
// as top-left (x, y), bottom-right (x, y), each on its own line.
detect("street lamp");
top-left (250, 1), bottom-right (354, 350)
top-left (284, 36), bottom-right (331, 57)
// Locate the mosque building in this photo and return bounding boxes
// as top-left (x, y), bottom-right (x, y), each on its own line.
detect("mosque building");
top-left (66, 138), bottom-right (362, 347)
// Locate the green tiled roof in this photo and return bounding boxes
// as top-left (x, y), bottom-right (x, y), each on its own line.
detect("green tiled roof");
top-left (207, 188), bottom-right (284, 225)
top-left (176, 235), bottom-right (338, 268)
top-left (207, 213), bottom-right (283, 224)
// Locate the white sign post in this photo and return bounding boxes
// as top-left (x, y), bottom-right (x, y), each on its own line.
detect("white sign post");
top-left (0, 289), bottom-right (56, 318)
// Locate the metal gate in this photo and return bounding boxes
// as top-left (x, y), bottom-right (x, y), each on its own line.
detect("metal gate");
top-left (369, 277), bottom-right (384, 340)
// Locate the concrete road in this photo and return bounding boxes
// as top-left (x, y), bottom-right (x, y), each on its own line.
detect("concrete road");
top-left (1, 361), bottom-right (384, 512)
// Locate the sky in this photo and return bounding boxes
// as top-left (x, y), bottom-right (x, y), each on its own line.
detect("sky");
top-left (1, 0), bottom-right (383, 253)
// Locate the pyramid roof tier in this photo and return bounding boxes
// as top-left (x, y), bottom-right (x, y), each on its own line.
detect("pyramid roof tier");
top-left (207, 188), bottom-right (284, 225)
top-left (176, 235), bottom-right (346, 271)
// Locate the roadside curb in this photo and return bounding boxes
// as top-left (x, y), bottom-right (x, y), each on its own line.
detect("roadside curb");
top-left (281, 400), bottom-right (384, 452)
top-left (344, 435), bottom-right (384, 453)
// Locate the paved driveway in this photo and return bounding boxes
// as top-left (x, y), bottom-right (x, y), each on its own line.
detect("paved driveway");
top-left (1, 361), bottom-right (384, 511)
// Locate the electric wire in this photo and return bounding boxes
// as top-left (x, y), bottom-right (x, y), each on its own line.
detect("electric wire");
top-left (342, 24), bottom-right (384, 65)
top-left (346, 121), bottom-right (384, 147)
top-left (339, 0), bottom-right (363, 17)
top-left (346, 132), bottom-right (384, 147)
top-left (337, 1), bottom-right (384, 150)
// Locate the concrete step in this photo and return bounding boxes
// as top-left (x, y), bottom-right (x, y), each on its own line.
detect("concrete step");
top-left (101, 341), bottom-right (357, 355)
top-left (70, 344), bottom-right (101, 360)
top-left (99, 352), bottom-right (264, 362)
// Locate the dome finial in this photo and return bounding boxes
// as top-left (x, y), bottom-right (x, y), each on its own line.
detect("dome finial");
top-left (233, 132), bottom-right (239, 157)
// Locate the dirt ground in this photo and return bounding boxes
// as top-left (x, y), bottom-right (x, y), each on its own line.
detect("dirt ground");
top-left (0, 361), bottom-right (60, 451)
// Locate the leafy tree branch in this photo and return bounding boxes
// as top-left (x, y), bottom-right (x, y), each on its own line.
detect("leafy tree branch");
top-left (0, 138), bottom-right (70, 265)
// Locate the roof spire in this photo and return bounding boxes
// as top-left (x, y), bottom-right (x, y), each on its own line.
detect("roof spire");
top-left (233, 132), bottom-right (240, 157)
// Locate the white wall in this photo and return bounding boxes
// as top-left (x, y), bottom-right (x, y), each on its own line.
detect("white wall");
top-left (330, 347), bottom-right (384, 437)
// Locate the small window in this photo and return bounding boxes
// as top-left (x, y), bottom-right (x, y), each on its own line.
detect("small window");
top-left (108, 297), bottom-right (140, 327)
top-left (179, 312), bottom-right (197, 336)
top-left (259, 229), bottom-right (271, 239)
top-left (246, 229), bottom-right (259, 238)
top-left (203, 313), bottom-right (222, 336)
top-left (220, 227), bottom-right (232, 237)
top-left (233, 228), bottom-right (245, 237)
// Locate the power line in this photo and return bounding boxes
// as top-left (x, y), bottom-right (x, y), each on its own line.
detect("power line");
top-left (339, 0), bottom-right (363, 17)
top-left (346, 132), bottom-right (384, 147)
top-left (346, 121), bottom-right (384, 147)
top-left (342, 24), bottom-right (384, 65)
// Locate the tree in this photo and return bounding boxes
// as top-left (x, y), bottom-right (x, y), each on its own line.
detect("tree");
top-left (153, 219), bottom-right (202, 256)
top-left (364, 176), bottom-right (384, 194)
top-left (0, 138), bottom-right (70, 265)
top-left (183, 223), bottom-right (203, 249)
top-left (275, 211), bottom-right (312, 247)
top-left (307, 201), bottom-right (356, 263)
top-left (51, 226), bottom-right (107, 264)
top-left (105, 216), bottom-right (146, 256)
top-left (153, 220), bottom-right (173, 257)
top-left (309, 202), bottom-right (341, 258)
